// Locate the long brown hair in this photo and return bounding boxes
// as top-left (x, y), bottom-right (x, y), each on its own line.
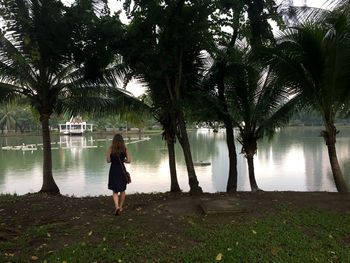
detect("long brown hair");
top-left (111, 134), bottom-right (126, 156)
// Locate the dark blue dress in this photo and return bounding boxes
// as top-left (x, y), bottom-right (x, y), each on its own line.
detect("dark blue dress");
top-left (108, 152), bottom-right (127, 193)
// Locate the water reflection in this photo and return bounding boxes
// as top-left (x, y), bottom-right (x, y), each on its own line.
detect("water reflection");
top-left (0, 127), bottom-right (349, 196)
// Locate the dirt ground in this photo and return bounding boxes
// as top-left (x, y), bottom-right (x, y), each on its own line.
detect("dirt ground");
top-left (1, 191), bottom-right (349, 231)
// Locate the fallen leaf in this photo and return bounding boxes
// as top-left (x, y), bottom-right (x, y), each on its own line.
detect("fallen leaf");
top-left (329, 234), bottom-right (334, 239)
top-left (88, 231), bottom-right (93, 236)
top-left (252, 230), bottom-right (257, 234)
top-left (47, 251), bottom-right (54, 254)
top-left (271, 249), bottom-right (278, 255)
top-left (103, 237), bottom-right (106, 241)
top-left (216, 253), bottom-right (223, 261)
top-left (62, 261), bottom-right (68, 263)
top-left (314, 257), bottom-right (319, 261)
top-left (171, 245), bottom-right (177, 249)
top-left (47, 233), bottom-right (51, 237)
top-left (236, 242), bottom-right (239, 246)
top-left (81, 242), bottom-right (86, 246)
top-left (227, 248), bottom-right (232, 251)
top-left (128, 218), bottom-right (133, 221)
top-left (31, 255), bottom-right (39, 260)
top-left (118, 259), bottom-right (122, 263)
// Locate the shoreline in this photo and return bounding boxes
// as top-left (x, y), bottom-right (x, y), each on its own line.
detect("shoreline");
top-left (0, 190), bottom-right (347, 198)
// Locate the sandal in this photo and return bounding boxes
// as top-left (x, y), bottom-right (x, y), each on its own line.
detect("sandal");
top-left (115, 208), bottom-right (120, 216)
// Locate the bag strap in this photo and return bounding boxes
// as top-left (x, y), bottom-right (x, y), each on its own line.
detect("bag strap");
top-left (118, 155), bottom-right (128, 180)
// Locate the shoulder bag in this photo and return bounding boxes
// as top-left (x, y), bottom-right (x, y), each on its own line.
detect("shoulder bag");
top-left (118, 156), bottom-right (131, 184)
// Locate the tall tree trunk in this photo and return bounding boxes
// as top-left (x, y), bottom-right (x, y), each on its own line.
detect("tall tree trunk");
top-left (247, 0), bottom-right (264, 48)
top-left (224, 120), bottom-right (238, 192)
top-left (322, 124), bottom-right (348, 193)
top-left (40, 113), bottom-right (60, 194)
top-left (246, 153), bottom-right (260, 191)
top-left (216, 29), bottom-right (239, 193)
top-left (176, 112), bottom-right (203, 195)
top-left (244, 139), bottom-right (261, 192)
top-left (217, 58), bottom-right (238, 193)
top-left (165, 131), bottom-right (181, 192)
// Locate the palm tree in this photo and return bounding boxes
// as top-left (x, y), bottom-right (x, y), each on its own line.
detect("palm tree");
top-left (0, 0), bottom-right (137, 194)
top-left (225, 49), bottom-right (300, 191)
top-left (0, 103), bottom-right (16, 134)
top-left (265, 5), bottom-right (350, 193)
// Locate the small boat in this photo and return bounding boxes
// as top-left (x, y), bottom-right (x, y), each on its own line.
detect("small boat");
top-left (194, 161), bottom-right (211, 166)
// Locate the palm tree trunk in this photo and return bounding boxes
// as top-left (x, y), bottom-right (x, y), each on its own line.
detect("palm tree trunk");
top-left (244, 139), bottom-right (260, 191)
top-left (322, 124), bottom-right (348, 193)
top-left (165, 133), bottom-right (181, 192)
top-left (40, 113), bottom-right (60, 194)
top-left (176, 112), bottom-right (203, 195)
top-left (217, 61), bottom-right (238, 193)
top-left (224, 120), bottom-right (238, 193)
top-left (246, 153), bottom-right (260, 191)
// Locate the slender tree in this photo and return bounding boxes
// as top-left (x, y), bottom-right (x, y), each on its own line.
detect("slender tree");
top-left (0, 0), bottom-right (136, 194)
top-left (0, 103), bottom-right (16, 134)
top-left (225, 49), bottom-right (300, 191)
top-left (122, 0), bottom-right (212, 194)
top-left (140, 93), bottom-right (181, 192)
top-left (265, 4), bottom-right (350, 193)
top-left (200, 0), bottom-right (283, 192)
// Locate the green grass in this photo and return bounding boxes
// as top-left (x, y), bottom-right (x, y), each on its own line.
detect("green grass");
top-left (2, 204), bottom-right (349, 263)
top-left (171, 205), bottom-right (350, 263)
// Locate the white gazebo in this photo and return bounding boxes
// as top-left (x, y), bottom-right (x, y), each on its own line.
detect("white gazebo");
top-left (59, 116), bottom-right (93, 135)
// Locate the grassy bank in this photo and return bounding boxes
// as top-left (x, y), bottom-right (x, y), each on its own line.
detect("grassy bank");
top-left (0, 192), bottom-right (349, 262)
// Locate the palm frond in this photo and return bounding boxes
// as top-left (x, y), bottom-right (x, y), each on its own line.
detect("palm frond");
top-left (56, 84), bottom-right (149, 118)
top-left (0, 34), bottom-right (37, 86)
top-left (257, 94), bottom-right (302, 140)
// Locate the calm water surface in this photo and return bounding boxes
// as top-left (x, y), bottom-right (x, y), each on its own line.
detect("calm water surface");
top-left (1, 127), bottom-right (350, 196)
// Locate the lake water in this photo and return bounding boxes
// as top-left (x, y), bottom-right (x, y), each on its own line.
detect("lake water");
top-left (1, 127), bottom-right (350, 196)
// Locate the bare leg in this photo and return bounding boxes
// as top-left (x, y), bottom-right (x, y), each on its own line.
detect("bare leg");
top-left (119, 191), bottom-right (126, 211)
top-left (112, 192), bottom-right (119, 210)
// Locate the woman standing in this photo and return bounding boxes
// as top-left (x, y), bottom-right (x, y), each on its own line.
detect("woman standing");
top-left (107, 134), bottom-right (131, 215)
